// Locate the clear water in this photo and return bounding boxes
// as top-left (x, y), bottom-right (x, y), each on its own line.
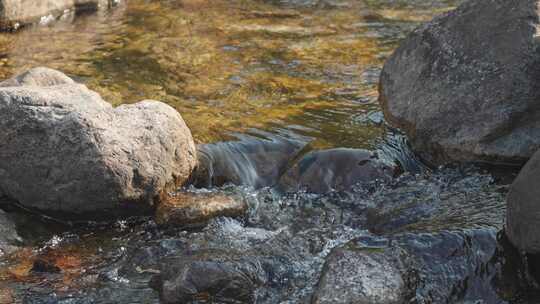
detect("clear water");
top-left (0, 0), bottom-right (537, 303)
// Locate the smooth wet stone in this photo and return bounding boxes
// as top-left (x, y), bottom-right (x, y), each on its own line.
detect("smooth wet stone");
top-left (313, 243), bottom-right (410, 304)
top-left (155, 192), bottom-right (247, 227)
top-left (507, 149), bottom-right (540, 254)
top-left (278, 148), bottom-right (394, 193)
top-left (0, 67), bottom-right (197, 218)
top-left (379, 0), bottom-right (540, 166)
top-left (0, 0), bottom-right (115, 30)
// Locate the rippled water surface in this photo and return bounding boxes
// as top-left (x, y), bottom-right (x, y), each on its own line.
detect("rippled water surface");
top-left (0, 0), bottom-right (459, 146)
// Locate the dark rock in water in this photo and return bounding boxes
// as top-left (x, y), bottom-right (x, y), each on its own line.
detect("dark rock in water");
top-left (507, 150), bottom-right (540, 254)
top-left (31, 259), bottom-right (61, 274)
top-left (155, 192), bottom-right (247, 227)
top-left (396, 229), bottom-right (502, 303)
top-left (0, 67), bottom-right (197, 218)
top-left (314, 229), bottom-right (504, 304)
top-left (313, 240), bottom-right (413, 304)
top-left (278, 148), bottom-right (394, 193)
top-left (192, 135), bottom-right (305, 188)
top-left (151, 249), bottom-right (268, 304)
top-left (379, 0), bottom-right (540, 166)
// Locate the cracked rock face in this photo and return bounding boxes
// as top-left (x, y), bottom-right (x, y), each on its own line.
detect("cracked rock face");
top-left (379, 0), bottom-right (540, 166)
top-left (0, 67), bottom-right (197, 218)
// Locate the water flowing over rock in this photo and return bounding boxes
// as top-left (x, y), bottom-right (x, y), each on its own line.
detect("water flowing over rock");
top-left (507, 149), bottom-right (540, 254)
top-left (0, 67), bottom-right (197, 218)
top-left (0, 0), bottom-right (117, 30)
top-left (278, 148), bottom-right (394, 193)
top-left (193, 135), bottom-right (305, 188)
top-left (379, 0), bottom-right (540, 166)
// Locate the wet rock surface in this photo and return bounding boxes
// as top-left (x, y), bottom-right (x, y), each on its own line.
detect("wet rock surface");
top-left (155, 191), bottom-right (247, 227)
top-left (507, 149), bottom-right (540, 254)
top-left (278, 148), bottom-right (394, 193)
top-left (0, 67), bottom-right (197, 217)
top-left (379, 0), bottom-right (540, 166)
top-left (152, 249), bottom-right (268, 304)
top-left (313, 241), bottom-right (411, 304)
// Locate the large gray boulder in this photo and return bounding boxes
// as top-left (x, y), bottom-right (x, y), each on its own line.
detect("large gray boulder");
top-left (379, 0), bottom-right (540, 166)
top-left (506, 149), bottom-right (540, 254)
top-left (0, 0), bottom-right (115, 29)
top-left (0, 67), bottom-right (197, 217)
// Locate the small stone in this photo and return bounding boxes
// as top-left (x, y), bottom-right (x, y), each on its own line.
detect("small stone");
top-left (155, 192), bottom-right (247, 227)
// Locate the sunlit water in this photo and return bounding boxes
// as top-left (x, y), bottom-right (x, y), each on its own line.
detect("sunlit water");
top-left (0, 0), bottom-right (458, 146)
top-left (1, 0), bottom-right (538, 303)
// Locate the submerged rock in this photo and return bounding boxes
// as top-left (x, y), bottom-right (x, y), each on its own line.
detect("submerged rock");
top-left (155, 192), bottom-right (247, 227)
top-left (379, 0), bottom-right (540, 166)
top-left (507, 149), bottom-right (540, 254)
top-left (0, 67), bottom-right (197, 218)
top-left (0, 0), bottom-right (116, 30)
top-left (278, 148), bottom-right (394, 193)
top-left (151, 250), bottom-right (267, 304)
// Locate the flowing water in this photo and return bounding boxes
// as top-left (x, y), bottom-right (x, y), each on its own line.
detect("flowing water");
top-left (0, 0), bottom-right (538, 303)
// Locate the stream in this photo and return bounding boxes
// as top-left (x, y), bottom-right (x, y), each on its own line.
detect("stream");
top-left (0, 0), bottom-right (539, 303)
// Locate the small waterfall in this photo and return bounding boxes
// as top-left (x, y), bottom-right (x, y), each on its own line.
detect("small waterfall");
top-left (191, 133), bottom-right (307, 189)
